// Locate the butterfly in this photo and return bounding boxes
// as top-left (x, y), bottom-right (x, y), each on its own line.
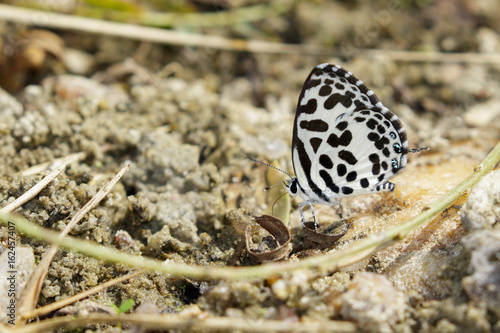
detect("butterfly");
top-left (285, 63), bottom-right (425, 229)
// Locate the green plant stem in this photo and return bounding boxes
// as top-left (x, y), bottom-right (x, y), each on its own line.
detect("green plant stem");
top-left (80, 0), bottom-right (297, 28)
top-left (1, 142), bottom-right (499, 280)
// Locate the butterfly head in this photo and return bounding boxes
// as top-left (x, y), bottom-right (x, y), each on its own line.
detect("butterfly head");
top-left (284, 178), bottom-right (300, 197)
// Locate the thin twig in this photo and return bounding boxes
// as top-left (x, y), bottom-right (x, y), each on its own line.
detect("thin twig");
top-left (1, 141), bottom-right (499, 281)
top-left (0, 153), bottom-right (85, 213)
top-left (17, 163), bottom-right (130, 324)
top-left (14, 152), bottom-right (86, 178)
top-left (0, 4), bottom-right (499, 63)
top-left (0, 4), bottom-right (312, 53)
top-left (358, 48), bottom-right (500, 64)
top-left (21, 269), bottom-right (144, 320)
top-left (14, 313), bottom-right (357, 333)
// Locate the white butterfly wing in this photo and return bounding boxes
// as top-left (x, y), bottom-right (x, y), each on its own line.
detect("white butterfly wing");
top-left (291, 64), bottom-right (409, 203)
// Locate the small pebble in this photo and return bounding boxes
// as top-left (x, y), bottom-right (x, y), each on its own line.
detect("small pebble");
top-left (340, 272), bottom-right (406, 333)
top-left (462, 170), bottom-right (500, 231)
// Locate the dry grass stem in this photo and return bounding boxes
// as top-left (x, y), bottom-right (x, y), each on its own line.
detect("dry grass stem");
top-left (1, 153), bottom-right (85, 214)
top-left (14, 152), bottom-right (86, 178)
top-left (17, 163), bottom-right (131, 323)
top-left (22, 270), bottom-right (144, 320)
top-left (0, 4), bottom-right (499, 63)
top-left (13, 313), bottom-right (357, 333)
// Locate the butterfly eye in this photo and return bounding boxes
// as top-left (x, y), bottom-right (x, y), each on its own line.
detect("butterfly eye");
top-left (287, 179), bottom-right (298, 195)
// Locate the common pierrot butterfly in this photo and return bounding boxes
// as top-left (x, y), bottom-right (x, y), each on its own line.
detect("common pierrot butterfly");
top-left (285, 63), bottom-right (424, 228)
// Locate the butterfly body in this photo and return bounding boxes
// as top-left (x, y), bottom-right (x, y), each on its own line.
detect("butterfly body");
top-left (286, 63), bottom-right (411, 225)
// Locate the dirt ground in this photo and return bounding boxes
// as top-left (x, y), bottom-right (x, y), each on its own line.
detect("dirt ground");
top-left (1, 1), bottom-right (500, 332)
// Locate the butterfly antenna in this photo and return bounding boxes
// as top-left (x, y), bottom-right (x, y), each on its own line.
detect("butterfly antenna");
top-left (271, 192), bottom-right (288, 215)
top-left (246, 155), bottom-right (293, 180)
top-left (264, 180), bottom-right (287, 192)
top-left (407, 147), bottom-right (430, 153)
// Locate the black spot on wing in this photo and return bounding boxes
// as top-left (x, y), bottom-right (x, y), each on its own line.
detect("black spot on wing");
top-left (327, 133), bottom-right (339, 148)
top-left (346, 171), bottom-right (357, 182)
top-left (360, 178), bottom-right (369, 188)
top-left (319, 170), bottom-right (339, 194)
top-left (319, 154), bottom-right (333, 169)
top-left (300, 119), bottom-right (329, 132)
top-left (366, 118), bottom-right (378, 130)
top-left (337, 164), bottom-right (347, 177)
top-left (327, 131), bottom-right (351, 148)
top-left (310, 137), bottom-right (322, 154)
top-left (338, 150), bottom-right (358, 165)
top-left (298, 98), bottom-right (318, 115)
top-left (369, 153), bottom-right (381, 175)
top-left (336, 121), bottom-right (348, 131)
top-left (324, 91), bottom-right (355, 110)
top-left (375, 136), bottom-right (390, 150)
top-left (354, 100), bottom-right (367, 111)
top-left (369, 153), bottom-right (379, 164)
top-left (304, 79), bottom-right (321, 90)
top-left (319, 85), bottom-right (333, 96)
top-left (377, 124), bottom-right (386, 134)
top-left (338, 130), bottom-right (352, 146)
top-left (358, 84), bottom-right (369, 95)
top-left (342, 186), bottom-right (353, 195)
top-left (368, 132), bottom-right (380, 142)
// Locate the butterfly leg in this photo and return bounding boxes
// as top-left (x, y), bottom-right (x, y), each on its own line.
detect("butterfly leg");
top-left (387, 182), bottom-right (395, 191)
top-left (383, 181), bottom-right (396, 192)
top-left (331, 200), bottom-right (348, 230)
top-left (374, 181), bottom-right (395, 192)
top-left (298, 200), bottom-right (318, 230)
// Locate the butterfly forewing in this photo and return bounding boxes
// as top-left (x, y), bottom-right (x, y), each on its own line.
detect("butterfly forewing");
top-left (291, 63), bottom-right (409, 204)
